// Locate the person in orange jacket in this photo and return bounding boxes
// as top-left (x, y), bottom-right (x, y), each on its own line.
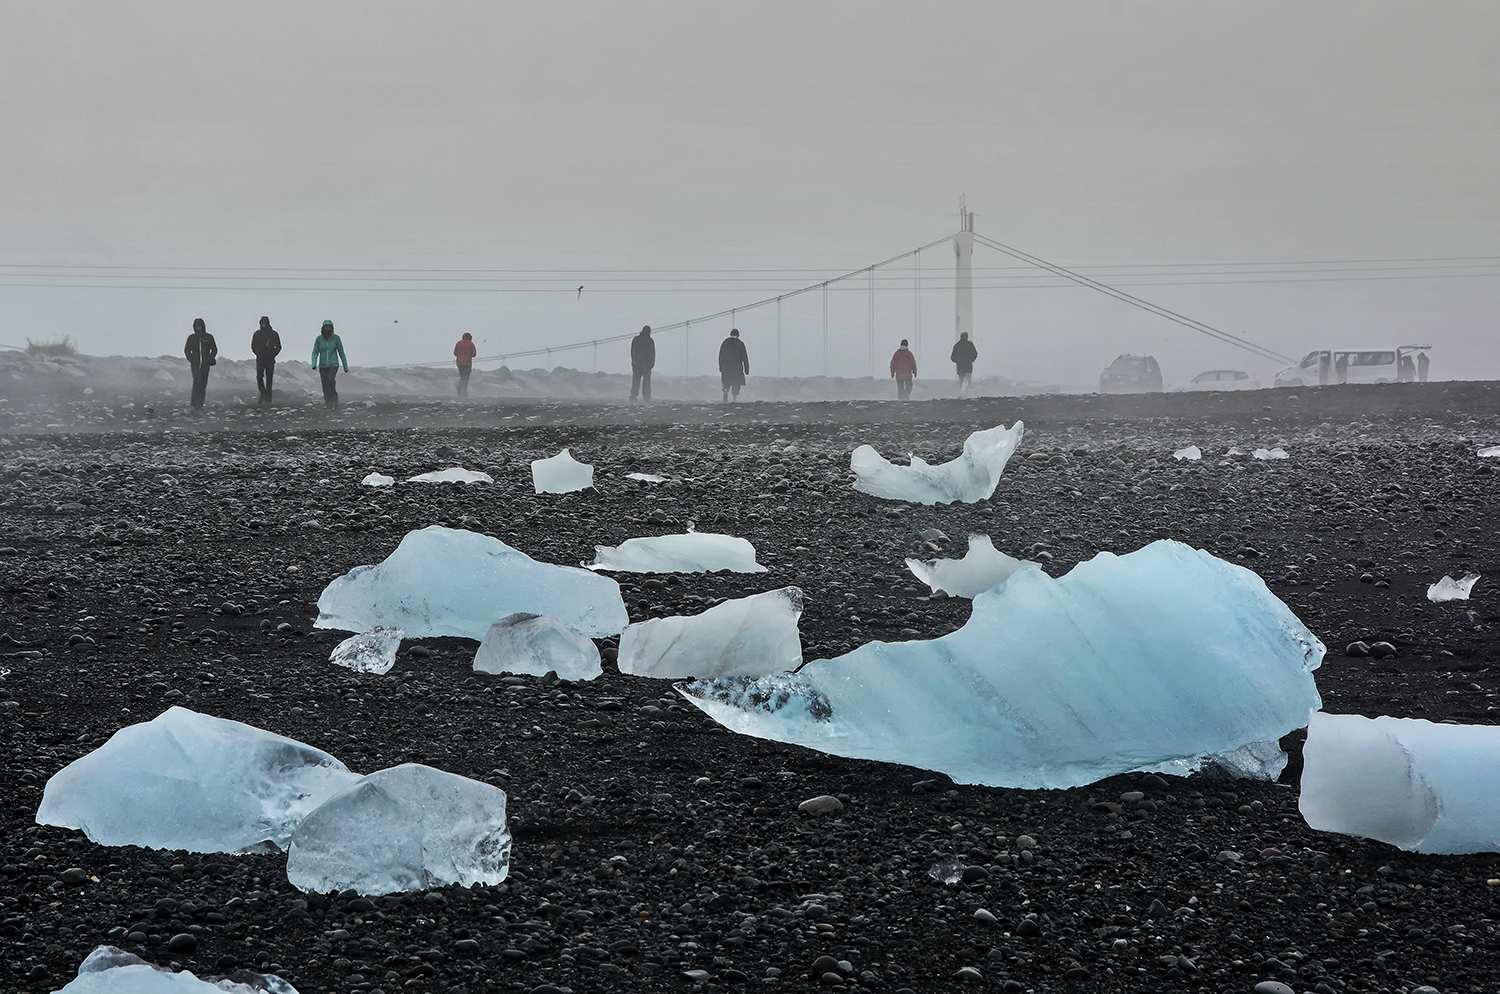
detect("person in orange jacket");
top-left (454, 332), bottom-right (478, 398)
top-left (890, 339), bottom-right (917, 401)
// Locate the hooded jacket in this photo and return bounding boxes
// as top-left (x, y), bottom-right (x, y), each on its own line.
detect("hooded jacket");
top-left (454, 336), bottom-right (477, 367)
top-left (311, 332), bottom-right (348, 371)
top-left (251, 326), bottom-right (282, 362)
top-left (184, 331), bottom-right (218, 369)
top-left (718, 336), bottom-right (749, 384)
top-left (630, 332), bottom-right (655, 372)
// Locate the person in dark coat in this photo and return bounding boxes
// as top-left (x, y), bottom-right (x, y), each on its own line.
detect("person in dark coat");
top-left (250, 316), bottom-right (282, 404)
top-left (1335, 352), bottom-right (1348, 384)
top-left (950, 332), bottom-right (977, 397)
top-left (629, 325), bottom-right (655, 402)
top-left (183, 317), bottom-right (218, 409)
top-left (454, 332), bottom-right (477, 398)
top-left (718, 328), bottom-right (750, 403)
top-left (1417, 351), bottom-right (1430, 382)
top-left (889, 339), bottom-right (917, 401)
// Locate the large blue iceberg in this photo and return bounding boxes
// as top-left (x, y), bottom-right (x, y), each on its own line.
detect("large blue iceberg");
top-left (681, 541), bottom-right (1323, 788)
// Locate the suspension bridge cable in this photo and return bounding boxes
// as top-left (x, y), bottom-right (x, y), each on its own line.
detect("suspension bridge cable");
top-left (972, 233), bottom-right (1294, 365)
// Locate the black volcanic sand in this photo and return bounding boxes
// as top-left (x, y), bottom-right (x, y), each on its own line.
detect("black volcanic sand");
top-left (1, 382), bottom-right (1498, 994)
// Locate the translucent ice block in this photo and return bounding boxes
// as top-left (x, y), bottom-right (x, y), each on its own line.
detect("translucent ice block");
top-left (329, 627), bottom-right (404, 675)
top-left (405, 467), bottom-right (493, 484)
top-left (55, 945), bottom-right (301, 993)
top-left (588, 531), bottom-right (766, 573)
top-left (473, 613), bottom-right (601, 681)
top-left (617, 587), bottom-right (804, 680)
top-left (1427, 573), bottom-right (1480, 602)
top-left (850, 422), bottom-right (1024, 505)
top-left (906, 534), bottom-right (1031, 598)
top-left (532, 448), bottom-right (594, 493)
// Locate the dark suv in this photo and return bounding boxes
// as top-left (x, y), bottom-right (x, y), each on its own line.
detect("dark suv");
top-left (1099, 354), bottom-right (1163, 393)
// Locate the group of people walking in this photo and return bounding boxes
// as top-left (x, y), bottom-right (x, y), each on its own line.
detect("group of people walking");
top-left (626, 325), bottom-right (979, 403)
top-left (184, 317), bottom-right (349, 410)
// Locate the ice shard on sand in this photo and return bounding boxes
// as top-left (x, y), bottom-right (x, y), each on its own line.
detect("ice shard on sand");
top-left (1300, 711), bottom-right (1500, 853)
top-left (473, 613), bottom-right (602, 681)
top-left (37, 707), bottom-right (360, 853)
top-left (588, 530), bottom-right (766, 573)
top-left (316, 526), bottom-right (628, 639)
top-left (405, 467), bottom-right (493, 484)
top-left (906, 534), bottom-right (1030, 598)
top-left (682, 541), bottom-right (1322, 789)
top-left (55, 945), bottom-right (301, 993)
top-left (849, 422), bottom-right (1024, 505)
top-left (618, 587), bottom-right (804, 680)
top-left (329, 626), bottom-right (404, 675)
top-left (287, 763), bottom-right (510, 895)
top-left (532, 448), bottom-right (594, 493)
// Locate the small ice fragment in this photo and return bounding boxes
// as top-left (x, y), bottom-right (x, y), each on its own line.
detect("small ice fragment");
top-left (361, 472), bottom-right (395, 487)
top-left (405, 467), bottom-right (493, 484)
top-left (1427, 573), bottom-right (1480, 602)
top-left (37, 707), bottom-right (359, 852)
top-left (681, 541), bottom-right (1323, 789)
top-left (1252, 447), bottom-right (1289, 460)
top-left (850, 422), bottom-right (1024, 505)
top-left (1172, 445), bottom-right (1201, 461)
top-left (473, 613), bottom-right (601, 681)
top-left (56, 945), bottom-right (301, 993)
top-left (928, 858), bottom-right (967, 885)
top-left (316, 526), bottom-right (628, 638)
top-left (1478, 445), bottom-right (1500, 458)
top-left (1300, 711), bottom-right (1500, 853)
top-left (1226, 446), bottom-right (1245, 456)
top-left (532, 448), bottom-right (594, 493)
top-left (625, 472), bottom-right (667, 482)
top-left (286, 763), bottom-right (510, 895)
top-left (588, 531), bottom-right (766, 573)
top-left (330, 626), bottom-right (404, 675)
top-left (617, 587), bottom-right (804, 680)
top-left (906, 534), bottom-right (1032, 598)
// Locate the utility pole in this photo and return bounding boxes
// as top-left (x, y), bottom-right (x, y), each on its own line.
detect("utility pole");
top-left (955, 195), bottom-right (974, 343)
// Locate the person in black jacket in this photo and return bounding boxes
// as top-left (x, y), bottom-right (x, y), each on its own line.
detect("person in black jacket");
top-left (183, 318), bottom-right (218, 409)
top-left (629, 325), bottom-right (655, 402)
top-left (718, 328), bottom-right (750, 403)
top-left (250, 316), bottom-right (282, 404)
top-left (950, 332), bottom-right (978, 397)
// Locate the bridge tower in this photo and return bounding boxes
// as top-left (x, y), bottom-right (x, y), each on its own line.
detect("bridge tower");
top-left (954, 196), bottom-right (974, 342)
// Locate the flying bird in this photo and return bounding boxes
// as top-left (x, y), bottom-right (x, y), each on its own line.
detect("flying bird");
top-left (577, 286), bottom-right (584, 299)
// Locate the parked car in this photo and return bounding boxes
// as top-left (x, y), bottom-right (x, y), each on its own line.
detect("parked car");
top-left (1273, 346), bottom-right (1428, 387)
top-left (1182, 369), bottom-right (1260, 391)
top-left (1099, 354), bottom-right (1162, 393)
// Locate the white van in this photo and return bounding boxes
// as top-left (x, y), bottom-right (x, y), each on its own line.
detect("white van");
top-left (1273, 346), bottom-right (1430, 387)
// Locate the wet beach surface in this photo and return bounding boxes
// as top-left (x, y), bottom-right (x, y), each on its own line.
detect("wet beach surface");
top-left (2, 382), bottom-right (1498, 993)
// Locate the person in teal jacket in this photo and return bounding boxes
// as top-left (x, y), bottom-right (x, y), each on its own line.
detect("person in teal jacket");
top-left (311, 319), bottom-right (349, 408)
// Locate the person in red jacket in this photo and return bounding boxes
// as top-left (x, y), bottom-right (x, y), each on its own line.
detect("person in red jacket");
top-left (889, 339), bottom-right (918, 401)
top-left (453, 333), bottom-right (478, 398)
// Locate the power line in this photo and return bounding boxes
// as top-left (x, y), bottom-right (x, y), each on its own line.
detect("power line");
top-left (973, 233), bottom-right (1293, 364)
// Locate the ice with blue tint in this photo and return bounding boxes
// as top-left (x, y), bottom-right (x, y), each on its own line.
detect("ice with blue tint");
top-left (316, 526), bottom-right (628, 638)
top-left (618, 587), bottom-right (804, 680)
top-left (681, 541), bottom-right (1323, 789)
top-left (329, 627), bottom-right (404, 675)
top-left (850, 422), bottom-right (1024, 505)
top-left (532, 448), bottom-right (594, 493)
top-left (287, 763), bottom-right (510, 895)
top-left (37, 707), bottom-right (359, 853)
top-left (906, 534), bottom-right (1031, 598)
top-left (405, 467), bottom-right (493, 484)
top-left (55, 945), bottom-right (301, 993)
top-left (473, 613), bottom-right (601, 681)
top-left (1301, 711), bottom-right (1500, 853)
top-left (588, 530), bottom-right (766, 573)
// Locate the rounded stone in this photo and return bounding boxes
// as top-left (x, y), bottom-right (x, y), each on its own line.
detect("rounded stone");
top-left (1253, 983), bottom-right (1296, 994)
top-left (59, 867), bottom-right (89, 885)
top-left (167, 933), bottom-right (198, 954)
top-left (1345, 641), bottom-right (1371, 658)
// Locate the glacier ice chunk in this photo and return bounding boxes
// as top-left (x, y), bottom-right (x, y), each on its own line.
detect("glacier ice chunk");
top-left (681, 541), bottom-right (1322, 789)
top-left (329, 627), bottom-right (404, 675)
top-left (1300, 711), bottom-right (1500, 853)
top-left (473, 613), bottom-right (601, 681)
top-left (532, 448), bottom-right (594, 493)
top-left (1172, 445), bottom-right (1201, 461)
top-left (850, 422), bottom-right (1024, 505)
top-left (316, 526), bottom-right (628, 638)
top-left (906, 534), bottom-right (1031, 598)
top-left (1252, 447), bottom-right (1289, 460)
top-left (617, 587), bottom-right (804, 680)
top-left (1478, 445), bottom-right (1500, 458)
top-left (37, 707), bottom-right (359, 853)
top-left (361, 472), bottom-right (395, 487)
top-left (56, 945), bottom-right (301, 993)
top-left (625, 472), bottom-right (666, 482)
top-left (405, 467), bottom-right (493, 484)
top-left (1427, 573), bottom-right (1480, 602)
top-left (287, 764), bottom-right (510, 895)
top-left (588, 531), bottom-right (766, 573)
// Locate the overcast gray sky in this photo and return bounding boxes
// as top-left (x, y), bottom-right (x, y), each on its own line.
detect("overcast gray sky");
top-left (2, 1), bottom-right (1497, 386)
